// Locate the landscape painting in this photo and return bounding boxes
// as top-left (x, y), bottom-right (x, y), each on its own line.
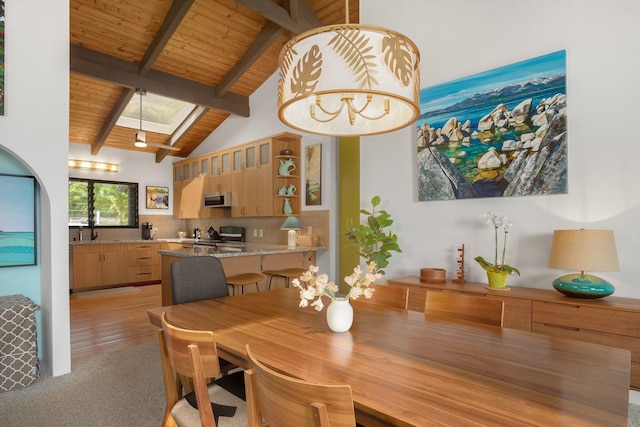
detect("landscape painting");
top-left (0, 174), bottom-right (36, 267)
top-left (416, 50), bottom-right (567, 201)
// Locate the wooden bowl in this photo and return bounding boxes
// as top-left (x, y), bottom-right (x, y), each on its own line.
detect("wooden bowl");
top-left (280, 149), bottom-right (293, 156)
top-left (420, 268), bottom-right (446, 283)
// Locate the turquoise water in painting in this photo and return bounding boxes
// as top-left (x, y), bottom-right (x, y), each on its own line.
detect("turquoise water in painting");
top-left (0, 231), bottom-right (36, 267)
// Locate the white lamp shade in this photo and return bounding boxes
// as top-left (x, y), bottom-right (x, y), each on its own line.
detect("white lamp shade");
top-left (548, 229), bottom-right (620, 272)
top-left (278, 24), bottom-right (420, 136)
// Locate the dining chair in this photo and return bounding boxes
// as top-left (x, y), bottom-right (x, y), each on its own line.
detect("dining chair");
top-left (170, 256), bottom-right (238, 374)
top-left (171, 256), bottom-right (230, 304)
top-left (244, 344), bottom-right (357, 427)
top-left (159, 312), bottom-right (246, 427)
top-left (424, 291), bottom-right (504, 327)
top-left (359, 284), bottom-right (409, 310)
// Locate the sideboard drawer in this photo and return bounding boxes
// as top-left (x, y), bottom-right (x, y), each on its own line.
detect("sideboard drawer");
top-left (532, 301), bottom-right (640, 336)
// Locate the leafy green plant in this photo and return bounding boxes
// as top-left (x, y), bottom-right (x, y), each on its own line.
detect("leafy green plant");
top-left (345, 196), bottom-right (402, 275)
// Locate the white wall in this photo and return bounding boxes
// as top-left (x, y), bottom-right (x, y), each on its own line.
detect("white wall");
top-left (362, 0), bottom-right (640, 297)
top-left (0, 0), bottom-right (70, 374)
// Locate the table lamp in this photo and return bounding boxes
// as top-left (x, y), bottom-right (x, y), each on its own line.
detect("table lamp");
top-left (281, 216), bottom-right (303, 249)
top-left (548, 229), bottom-right (619, 298)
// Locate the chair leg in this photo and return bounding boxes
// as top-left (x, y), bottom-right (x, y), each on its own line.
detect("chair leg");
top-left (267, 275), bottom-right (274, 290)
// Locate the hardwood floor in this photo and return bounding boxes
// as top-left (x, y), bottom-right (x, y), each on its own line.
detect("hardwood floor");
top-left (70, 284), bottom-right (163, 361)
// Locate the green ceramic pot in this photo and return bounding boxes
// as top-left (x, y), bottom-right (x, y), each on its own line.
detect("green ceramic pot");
top-left (487, 270), bottom-right (509, 289)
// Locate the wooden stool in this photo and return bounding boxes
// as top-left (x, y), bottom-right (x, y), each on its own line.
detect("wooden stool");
top-left (263, 268), bottom-right (307, 290)
top-left (226, 272), bottom-right (265, 295)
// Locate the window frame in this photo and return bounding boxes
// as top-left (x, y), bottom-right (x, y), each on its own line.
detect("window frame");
top-left (68, 178), bottom-right (139, 229)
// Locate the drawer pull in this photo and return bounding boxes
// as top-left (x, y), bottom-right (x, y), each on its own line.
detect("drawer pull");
top-left (137, 245), bottom-right (152, 249)
top-left (543, 323), bottom-right (580, 331)
top-left (137, 257), bottom-right (152, 261)
top-left (136, 272), bottom-right (152, 276)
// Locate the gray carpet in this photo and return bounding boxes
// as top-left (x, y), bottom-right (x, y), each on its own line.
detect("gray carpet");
top-left (631, 404), bottom-right (640, 427)
top-left (0, 341), bottom-right (165, 427)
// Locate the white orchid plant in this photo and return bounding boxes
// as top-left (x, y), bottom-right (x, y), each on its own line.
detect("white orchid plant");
top-left (474, 212), bottom-right (521, 276)
top-left (292, 261), bottom-right (382, 312)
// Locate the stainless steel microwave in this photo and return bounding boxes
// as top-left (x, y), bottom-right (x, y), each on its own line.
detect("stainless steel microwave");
top-left (203, 191), bottom-right (232, 207)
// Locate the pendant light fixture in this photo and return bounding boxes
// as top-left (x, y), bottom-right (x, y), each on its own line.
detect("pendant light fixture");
top-left (135, 89), bottom-right (148, 148)
top-left (277, 1), bottom-right (420, 136)
top-left (133, 89), bottom-right (181, 151)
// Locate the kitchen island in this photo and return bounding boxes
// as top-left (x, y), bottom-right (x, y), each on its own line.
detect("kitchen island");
top-left (158, 243), bottom-right (322, 305)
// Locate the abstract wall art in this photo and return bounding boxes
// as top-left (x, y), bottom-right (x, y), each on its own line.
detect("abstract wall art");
top-left (416, 50), bottom-right (567, 201)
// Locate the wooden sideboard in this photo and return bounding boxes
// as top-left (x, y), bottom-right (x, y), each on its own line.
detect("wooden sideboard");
top-left (387, 275), bottom-right (640, 390)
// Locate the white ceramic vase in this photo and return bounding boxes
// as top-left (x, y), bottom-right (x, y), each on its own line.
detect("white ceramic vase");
top-left (326, 298), bottom-right (353, 332)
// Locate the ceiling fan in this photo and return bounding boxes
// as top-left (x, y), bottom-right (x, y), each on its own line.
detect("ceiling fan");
top-left (134, 89), bottom-right (181, 152)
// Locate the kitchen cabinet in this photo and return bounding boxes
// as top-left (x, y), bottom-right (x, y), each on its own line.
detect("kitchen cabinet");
top-left (174, 174), bottom-right (206, 218)
top-left (387, 275), bottom-right (640, 389)
top-left (127, 243), bottom-right (161, 283)
top-left (71, 244), bottom-right (128, 291)
top-left (173, 132), bottom-right (301, 218)
top-left (231, 139), bottom-right (274, 217)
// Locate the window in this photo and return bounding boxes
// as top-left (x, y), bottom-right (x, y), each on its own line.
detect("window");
top-left (68, 179), bottom-right (138, 228)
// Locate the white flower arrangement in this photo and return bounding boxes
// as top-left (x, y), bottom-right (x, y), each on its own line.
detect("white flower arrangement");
top-left (474, 211), bottom-right (520, 276)
top-left (292, 261), bottom-right (382, 311)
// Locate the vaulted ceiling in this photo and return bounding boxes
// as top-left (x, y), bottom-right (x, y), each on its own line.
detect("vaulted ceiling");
top-left (69, 0), bottom-right (359, 162)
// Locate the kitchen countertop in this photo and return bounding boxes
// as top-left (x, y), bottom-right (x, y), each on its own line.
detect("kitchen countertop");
top-left (158, 242), bottom-right (324, 258)
top-left (69, 238), bottom-right (199, 245)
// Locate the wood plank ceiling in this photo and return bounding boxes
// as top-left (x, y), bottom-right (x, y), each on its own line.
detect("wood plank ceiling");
top-left (69, 0), bottom-right (359, 162)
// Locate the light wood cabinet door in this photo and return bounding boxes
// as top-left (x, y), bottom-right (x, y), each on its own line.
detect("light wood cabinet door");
top-left (72, 244), bottom-right (128, 290)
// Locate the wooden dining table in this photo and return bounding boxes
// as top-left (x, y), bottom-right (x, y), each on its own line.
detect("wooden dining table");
top-left (147, 288), bottom-right (630, 426)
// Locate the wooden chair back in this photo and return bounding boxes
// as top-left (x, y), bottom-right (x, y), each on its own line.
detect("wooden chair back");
top-left (160, 312), bottom-right (221, 426)
top-left (424, 291), bottom-right (504, 327)
top-left (359, 284), bottom-right (409, 310)
top-left (244, 345), bottom-right (356, 427)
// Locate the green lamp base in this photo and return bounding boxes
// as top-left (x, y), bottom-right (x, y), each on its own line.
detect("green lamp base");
top-left (552, 274), bottom-right (615, 299)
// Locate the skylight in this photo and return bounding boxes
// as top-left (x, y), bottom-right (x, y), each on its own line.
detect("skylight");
top-left (117, 92), bottom-right (197, 135)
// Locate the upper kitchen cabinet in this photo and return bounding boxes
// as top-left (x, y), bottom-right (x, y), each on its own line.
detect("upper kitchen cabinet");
top-left (232, 138), bottom-right (276, 217)
top-left (173, 132), bottom-right (301, 218)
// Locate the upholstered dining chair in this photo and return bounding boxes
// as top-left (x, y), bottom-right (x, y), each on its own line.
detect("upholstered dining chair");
top-left (358, 284), bottom-right (409, 310)
top-left (424, 291), bottom-right (504, 327)
top-left (170, 256), bottom-right (238, 374)
top-left (244, 344), bottom-right (357, 427)
top-left (159, 312), bottom-right (246, 427)
top-left (170, 256), bottom-right (230, 304)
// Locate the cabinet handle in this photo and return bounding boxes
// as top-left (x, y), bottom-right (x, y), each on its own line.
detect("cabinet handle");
top-left (137, 257), bottom-right (152, 261)
top-left (136, 272), bottom-right (152, 276)
top-left (137, 245), bottom-right (152, 249)
top-left (542, 323), bottom-right (580, 332)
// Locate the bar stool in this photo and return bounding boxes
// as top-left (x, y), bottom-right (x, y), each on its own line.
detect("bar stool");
top-left (263, 268), bottom-right (307, 290)
top-left (226, 272), bottom-right (265, 295)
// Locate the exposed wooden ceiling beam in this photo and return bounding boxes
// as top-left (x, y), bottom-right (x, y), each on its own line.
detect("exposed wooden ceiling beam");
top-left (88, 0), bottom-right (197, 154)
top-left (216, 21), bottom-right (285, 97)
top-left (139, 0), bottom-right (196, 75)
top-left (71, 45), bottom-right (250, 116)
top-left (91, 89), bottom-right (136, 155)
top-left (236, 0), bottom-right (322, 34)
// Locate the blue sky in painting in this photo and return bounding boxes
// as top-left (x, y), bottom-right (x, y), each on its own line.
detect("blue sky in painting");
top-left (0, 176), bottom-right (34, 232)
top-left (419, 50), bottom-right (567, 112)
